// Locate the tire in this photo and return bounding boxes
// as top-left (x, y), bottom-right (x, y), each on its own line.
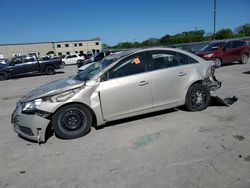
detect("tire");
top-left (77, 60), bottom-right (83, 68)
top-left (240, 53), bottom-right (249, 64)
top-left (0, 72), bottom-right (8, 81)
top-left (213, 58), bottom-right (222, 68)
top-left (44, 66), bottom-right (55, 75)
top-left (185, 83), bottom-right (211, 111)
top-left (52, 104), bottom-right (92, 139)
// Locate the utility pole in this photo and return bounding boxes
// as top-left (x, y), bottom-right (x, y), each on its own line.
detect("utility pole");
top-left (213, 0), bottom-right (216, 40)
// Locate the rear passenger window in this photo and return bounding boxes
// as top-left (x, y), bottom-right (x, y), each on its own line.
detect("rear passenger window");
top-left (148, 50), bottom-right (179, 71)
top-left (178, 52), bottom-right (198, 65)
top-left (23, 56), bottom-right (36, 63)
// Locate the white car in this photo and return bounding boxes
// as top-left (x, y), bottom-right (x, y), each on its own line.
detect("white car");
top-left (12, 47), bottom-right (221, 142)
top-left (61, 54), bottom-right (84, 65)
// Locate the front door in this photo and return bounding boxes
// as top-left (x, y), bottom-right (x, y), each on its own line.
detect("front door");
top-left (98, 52), bottom-right (152, 120)
top-left (11, 56), bottom-right (38, 75)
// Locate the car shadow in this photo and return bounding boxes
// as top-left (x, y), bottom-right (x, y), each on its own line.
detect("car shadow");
top-left (11, 71), bottom-right (65, 80)
top-left (94, 108), bottom-right (178, 130)
top-left (19, 96), bottom-right (237, 144)
top-left (243, 71), bottom-right (250, 75)
top-left (219, 62), bottom-right (240, 68)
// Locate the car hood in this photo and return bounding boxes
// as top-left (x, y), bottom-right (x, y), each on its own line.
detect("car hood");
top-left (21, 78), bottom-right (84, 102)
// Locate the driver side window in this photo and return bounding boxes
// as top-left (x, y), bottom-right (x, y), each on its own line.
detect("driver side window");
top-left (13, 58), bottom-right (23, 65)
top-left (108, 52), bottom-right (146, 79)
top-left (226, 42), bottom-right (233, 49)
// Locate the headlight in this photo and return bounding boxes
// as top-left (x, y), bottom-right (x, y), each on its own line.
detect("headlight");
top-left (22, 99), bottom-right (42, 114)
top-left (204, 53), bottom-right (214, 58)
top-left (44, 88), bottom-right (81, 103)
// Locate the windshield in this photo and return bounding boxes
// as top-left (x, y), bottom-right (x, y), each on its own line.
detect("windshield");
top-left (74, 57), bottom-right (117, 81)
top-left (201, 42), bottom-right (225, 52)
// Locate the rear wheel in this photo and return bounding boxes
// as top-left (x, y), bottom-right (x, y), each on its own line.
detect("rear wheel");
top-left (213, 58), bottom-right (222, 68)
top-left (0, 72), bottom-right (8, 81)
top-left (240, 53), bottom-right (249, 64)
top-left (185, 83), bottom-right (211, 111)
top-left (44, 66), bottom-right (55, 75)
top-left (52, 104), bottom-right (92, 139)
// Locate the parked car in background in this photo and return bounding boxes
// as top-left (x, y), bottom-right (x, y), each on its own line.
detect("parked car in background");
top-left (0, 59), bottom-right (7, 64)
top-left (12, 47), bottom-right (221, 142)
top-left (196, 40), bottom-right (250, 67)
top-left (61, 54), bottom-right (84, 65)
top-left (0, 54), bottom-right (64, 80)
top-left (77, 50), bottom-right (118, 68)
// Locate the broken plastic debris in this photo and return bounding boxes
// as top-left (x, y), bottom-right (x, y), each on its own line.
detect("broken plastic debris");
top-left (211, 96), bottom-right (238, 106)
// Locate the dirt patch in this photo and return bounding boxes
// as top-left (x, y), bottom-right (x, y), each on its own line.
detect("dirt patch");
top-left (232, 135), bottom-right (245, 141)
top-left (135, 132), bottom-right (160, 148)
top-left (244, 156), bottom-right (250, 162)
top-left (1, 95), bottom-right (20, 100)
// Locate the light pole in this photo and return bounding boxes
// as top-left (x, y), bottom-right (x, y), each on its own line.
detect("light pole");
top-left (213, 0), bottom-right (216, 40)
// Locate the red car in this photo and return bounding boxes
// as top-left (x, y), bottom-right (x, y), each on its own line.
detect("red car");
top-left (196, 40), bottom-right (250, 67)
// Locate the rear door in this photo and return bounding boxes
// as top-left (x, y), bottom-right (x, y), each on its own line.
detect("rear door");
top-left (147, 50), bottom-right (199, 107)
top-left (98, 52), bottom-right (152, 120)
top-left (223, 41), bottom-right (238, 62)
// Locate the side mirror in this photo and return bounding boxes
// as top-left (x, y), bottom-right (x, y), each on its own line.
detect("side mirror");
top-left (100, 73), bottom-right (108, 82)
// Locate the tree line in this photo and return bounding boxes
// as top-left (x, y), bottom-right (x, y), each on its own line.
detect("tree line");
top-left (103, 23), bottom-right (250, 49)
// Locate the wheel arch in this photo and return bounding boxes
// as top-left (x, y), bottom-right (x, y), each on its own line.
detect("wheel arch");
top-left (184, 79), bottom-right (204, 101)
top-left (43, 64), bottom-right (56, 71)
top-left (51, 102), bottom-right (97, 127)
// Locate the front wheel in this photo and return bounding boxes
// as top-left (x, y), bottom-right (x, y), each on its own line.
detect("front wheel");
top-left (185, 83), bottom-right (211, 111)
top-left (52, 104), bottom-right (92, 139)
top-left (240, 53), bottom-right (249, 64)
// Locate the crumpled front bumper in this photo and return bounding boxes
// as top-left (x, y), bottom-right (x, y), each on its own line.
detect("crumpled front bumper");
top-left (203, 75), bottom-right (221, 91)
top-left (11, 102), bottom-right (50, 142)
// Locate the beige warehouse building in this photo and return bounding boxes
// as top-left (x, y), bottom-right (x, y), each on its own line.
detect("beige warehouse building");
top-left (0, 38), bottom-right (102, 58)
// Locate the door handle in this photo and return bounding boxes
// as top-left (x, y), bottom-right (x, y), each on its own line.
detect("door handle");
top-left (177, 72), bottom-right (187, 77)
top-left (139, 80), bottom-right (149, 86)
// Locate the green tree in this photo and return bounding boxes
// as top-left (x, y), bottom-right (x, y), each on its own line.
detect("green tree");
top-left (102, 43), bottom-right (110, 49)
top-left (236, 24), bottom-right (250, 37)
top-left (215, 29), bottom-right (234, 39)
top-left (160, 34), bottom-right (171, 45)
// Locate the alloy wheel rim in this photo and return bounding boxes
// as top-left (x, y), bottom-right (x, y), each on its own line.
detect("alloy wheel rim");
top-left (191, 89), bottom-right (207, 107)
top-left (48, 68), bottom-right (53, 74)
top-left (242, 55), bottom-right (248, 64)
top-left (214, 58), bottom-right (221, 67)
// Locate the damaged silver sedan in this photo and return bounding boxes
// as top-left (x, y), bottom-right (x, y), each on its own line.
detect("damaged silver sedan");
top-left (11, 47), bottom-right (221, 142)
